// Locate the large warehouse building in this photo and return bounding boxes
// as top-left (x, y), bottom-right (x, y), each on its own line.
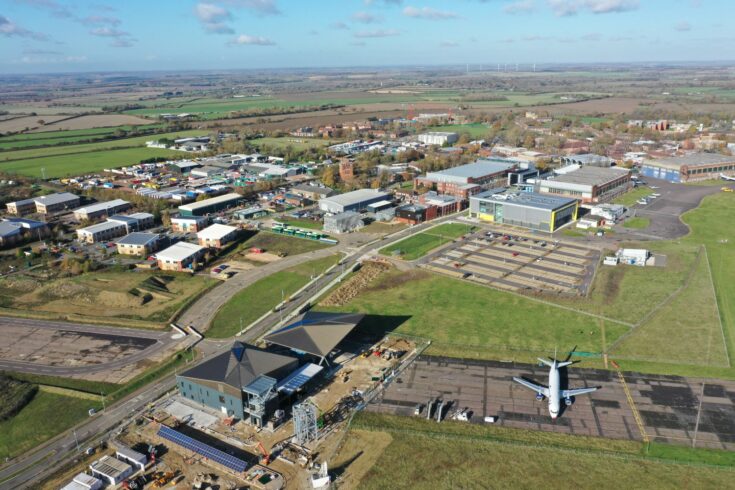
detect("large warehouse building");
top-left (469, 189), bottom-right (579, 232)
top-left (537, 166), bottom-right (631, 203)
top-left (318, 189), bottom-right (390, 214)
top-left (414, 159), bottom-right (517, 199)
top-left (640, 153), bottom-right (735, 183)
top-left (178, 193), bottom-right (243, 217)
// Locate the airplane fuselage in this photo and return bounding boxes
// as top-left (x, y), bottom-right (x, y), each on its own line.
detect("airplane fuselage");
top-left (548, 363), bottom-right (560, 419)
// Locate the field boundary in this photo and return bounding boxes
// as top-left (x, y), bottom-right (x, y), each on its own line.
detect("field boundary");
top-left (702, 245), bottom-right (731, 367)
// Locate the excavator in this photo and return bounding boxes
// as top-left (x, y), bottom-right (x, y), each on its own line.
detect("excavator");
top-left (257, 441), bottom-right (271, 465)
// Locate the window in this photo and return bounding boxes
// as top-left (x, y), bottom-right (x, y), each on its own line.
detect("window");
top-left (218, 395), bottom-right (225, 403)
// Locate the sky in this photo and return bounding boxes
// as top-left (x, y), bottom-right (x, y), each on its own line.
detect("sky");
top-left (0, 0), bottom-right (732, 74)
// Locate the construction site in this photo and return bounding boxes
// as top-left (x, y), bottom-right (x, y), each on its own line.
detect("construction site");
top-left (420, 229), bottom-right (599, 295)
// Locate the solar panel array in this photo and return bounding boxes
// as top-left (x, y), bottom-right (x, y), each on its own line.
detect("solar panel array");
top-left (157, 425), bottom-right (247, 473)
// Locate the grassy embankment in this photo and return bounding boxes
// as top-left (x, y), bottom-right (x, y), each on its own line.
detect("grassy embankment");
top-left (379, 223), bottom-right (475, 261)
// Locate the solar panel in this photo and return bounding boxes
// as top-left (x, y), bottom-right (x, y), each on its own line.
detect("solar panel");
top-left (277, 363), bottom-right (323, 395)
top-left (157, 426), bottom-right (248, 473)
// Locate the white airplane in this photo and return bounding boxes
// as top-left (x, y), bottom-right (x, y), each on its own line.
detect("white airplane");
top-left (513, 357), bottom-right (599, 420)
top-left (721, 173), bottom-right (735, 182)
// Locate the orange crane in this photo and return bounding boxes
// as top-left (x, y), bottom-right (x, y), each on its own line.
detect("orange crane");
top-left (257, 441), bottom-right (271, 465)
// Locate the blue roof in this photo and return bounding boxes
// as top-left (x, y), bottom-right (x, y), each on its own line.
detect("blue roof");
top-left (157, 425), bottom-right (248, 473)
top-left (243, 375), bottom-right (276, 397)
top-left (276, 363), bottom-right (323, 395)
top-left (4, 218), bottom-right (47, 229)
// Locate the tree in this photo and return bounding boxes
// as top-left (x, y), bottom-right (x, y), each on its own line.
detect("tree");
top-left (321, 166), bottom-right (337, 187)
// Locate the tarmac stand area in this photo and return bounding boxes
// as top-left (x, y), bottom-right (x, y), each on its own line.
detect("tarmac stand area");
top-left (421, 229), bottom-right (600, 295)
top-left (368, 355), bottom-right (735, 451)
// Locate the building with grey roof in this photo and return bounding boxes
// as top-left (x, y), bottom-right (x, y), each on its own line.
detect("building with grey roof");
top-left (640, 152), bottom-right (735, 182)
top-left (318, 188), bottom-right (391, 214)
top-left (538, 166), bottom-right (631, 203)
top-left (116, 232), bottom-right (159, 256)
top-left (178, 193), bottom-right (242, 217)
top-left (417, 131), bottom-right (458, 146)
top-left (108, 212), bottom-right (154, 232)
top-left (176, 341), bottom-right (303, 426)
top-left (560, 153), bottom-right (614, 167)
top-left (76, 220), bottom-right (127, 244)
top-left (469, 189), bottom-right (579, 232)
top-left (73, 199), bottom-right (131, 221)
top-left (30, 192), bottom-right (80, 215)
top-left (415, 159), bottom-right (518, 199)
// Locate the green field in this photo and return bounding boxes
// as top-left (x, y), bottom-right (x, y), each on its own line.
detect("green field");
top-left (0, 125), bottom-right (162, 150)
top-left (335, 413), bottom-right (735, 490)
top-left (613, 186), bottom-right (653, 207)
top-left (321, 269), bottom-right (630, 358)
top-left (0, 390), bottom-right (99, 460)
top-left (428, 123), bottom-right (490, 139)
top-left (248, 137), bottom-right (335, 151)
top-left (622, 217), bottom-right (650, 229)
top-left (380, 223), bottom-right (474, 260)
top-left (279, 218), bottom-right (324, 230)
top-left (207, 254), bottom-right (339, 338)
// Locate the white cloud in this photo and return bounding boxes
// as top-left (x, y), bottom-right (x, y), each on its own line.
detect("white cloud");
top-left (228, 34), bottom-right (275, 45)
top-left (403, 6), bottom-right (458, 20)
top-left (675, 21), bottom-right (691, 32)
top-left (0, 14), bottom-right (49, 40)
top-left (330, 21), bottom-right (349, 30)
top-left (80, 15), bottom-right (120, 26)
top-left (221, 0), bottom-right (280, 16)
top-left (89, 27), bottom-right (129, 37)
top-left (195, 3), bottom-right (235, 33)
top-left (546, 0), bottom-right (639, 16)
top-left (352, 11), bottom-right (383, 23)
top-left (354, 29), bottom-right (400, 38)
top-left (504, 0), bottom-right (535, 14)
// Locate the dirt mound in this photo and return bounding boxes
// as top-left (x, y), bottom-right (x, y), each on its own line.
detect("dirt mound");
top-left (321, 261), bottom-right (392, 307)
top-left (244, 252), bottom-right (281, 263)
top-left (97, 290), bottom-right (146, 309)
top-left (39, 280), bottom-right (90, 301)
top-left (0, 277), bottom-right (40, 293)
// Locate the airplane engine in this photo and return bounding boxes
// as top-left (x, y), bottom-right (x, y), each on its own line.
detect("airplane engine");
top-left (564, 397), bottom-right (572, 406)
top-left (535, 393), bottom-right (544, 401)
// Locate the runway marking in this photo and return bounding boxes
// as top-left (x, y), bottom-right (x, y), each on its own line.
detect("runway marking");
top-left (611, 361), bottom-right (649, 444)
top-left (691, 382), bottom-right (707, 448)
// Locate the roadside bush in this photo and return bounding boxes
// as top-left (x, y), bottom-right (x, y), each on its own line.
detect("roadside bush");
top-left (0, 375), bottom-right (38, 421)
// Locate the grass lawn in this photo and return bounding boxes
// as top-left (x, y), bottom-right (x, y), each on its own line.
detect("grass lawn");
top-left (207, 254), bottom-right (339, 338)
top-left (0, 147), bottom-right (181, 178)
top-left (623, 216), bottom-right (651, 229)
top-left (0, 391), bottom-right (100, 460)
top-left (428, 123), bottom-right (489, 139)
top-left (334, 413), bottom-right (735, 490)
top-left (380, 223), bottom-right (474, 260)
top-left (612, 186), bottom-right (653, 207)
top-left (0, 124), bottom-right (162, 151)
top-left (279, 218), bottom-right (324, 230)
top-left (239, 231), bottom-right (328, 257)
top-left (320, 269), bottom-right (630, 359)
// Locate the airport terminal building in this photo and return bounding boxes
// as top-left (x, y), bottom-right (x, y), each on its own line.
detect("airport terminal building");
top-left (469, 189), bottom-right (579, 232)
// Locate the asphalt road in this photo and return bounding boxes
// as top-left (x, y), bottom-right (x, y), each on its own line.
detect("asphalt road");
top-left (0, 212), bottom-right (460, 490)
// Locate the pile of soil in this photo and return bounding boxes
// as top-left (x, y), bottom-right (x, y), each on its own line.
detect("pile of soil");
top-left (321, 261), bottom-right (392, 307)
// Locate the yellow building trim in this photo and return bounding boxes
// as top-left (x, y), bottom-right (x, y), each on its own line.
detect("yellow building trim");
top-left (478, 212), bottom-right (495, 222)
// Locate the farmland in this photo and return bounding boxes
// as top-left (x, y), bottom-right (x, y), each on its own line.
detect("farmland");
top-left (428, 123), bottom-right (490, 139)
top-left (0, 124), bottom-right (162, 151)
top-left (380, 223), bottom-right (474, 260)
top-left (207, 254), bottom-right (339, 338)
top-left (332, 413), bottom-right (735, 490)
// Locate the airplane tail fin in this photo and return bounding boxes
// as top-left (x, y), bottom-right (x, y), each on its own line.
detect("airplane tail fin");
top-left (537, 358), bottom-right (555, 368)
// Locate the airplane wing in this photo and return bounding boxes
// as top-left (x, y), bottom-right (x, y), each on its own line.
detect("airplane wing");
top-left (562, 387), bottom-right (598, 397)
top-left (513, 377), bottom-right (550, 397)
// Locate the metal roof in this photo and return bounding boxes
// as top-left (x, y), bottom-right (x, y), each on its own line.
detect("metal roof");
top-left (319, 189), bottom-right (390, 208)
top-left (77, 220), bottom-right (126, 234)
top-left (34, 192), bottom-right (79, 207)
top-left (178, 193), bottom-right (241, 212)
top-left (155, 241), bottom-right (205, 261)
top-left (277, 363), bottom-right (323, 395)
top-left (644, 153), bottom-right (735, 171)
top-left (74, 199), bottom-right (130, 215)
top-left (116, 232), bottom-right (158, 246)
top-left (0, 222), bottom-right (22, 238)
top-left (3, 218), bottom-right (47, 229)
top-left (264, 311), bottom-right (365, 358)
top-left (472, 190), bottom-right (577, 211)
top-left (90, 455), bottom-right (131, 477)
top-left (547, 166), bottom-right (629, 187)
top-left (178, 341), bottom-right (297, 390)
top-left (197, 223), bottom-right (238, 240)
top-left (425, 159), bottom-right (515, 182)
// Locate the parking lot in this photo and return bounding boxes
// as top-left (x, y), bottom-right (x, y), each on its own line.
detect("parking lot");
top-left (420, 230), bottom-right (599, 295)
top-left (368, 356), bottom-right (735, 450)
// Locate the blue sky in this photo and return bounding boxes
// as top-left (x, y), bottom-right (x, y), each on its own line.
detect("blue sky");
top-left (0, 0), bottom-right (732, 74)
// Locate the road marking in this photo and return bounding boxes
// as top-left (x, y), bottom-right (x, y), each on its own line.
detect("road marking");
top-left (691, 382), bottom-right (706, 448)
top-left (611, 361), bottom-right (649, 444)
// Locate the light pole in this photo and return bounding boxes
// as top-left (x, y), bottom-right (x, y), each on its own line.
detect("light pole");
top-left (73, 429), bottom-right (80, 453)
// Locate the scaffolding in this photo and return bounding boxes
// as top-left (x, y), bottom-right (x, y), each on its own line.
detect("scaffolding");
top-left (293, 400), bottom-right (319, 446)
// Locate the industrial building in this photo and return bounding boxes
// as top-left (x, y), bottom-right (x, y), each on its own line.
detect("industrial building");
top-left (171, 215), bottom-right (209, 233)
top-left (417, 132), bottom-right (458, 146)
top-left (640, 153), bottom-right (735, 183)
top-left (323, 211), bottom-right (364, 234)
top-left (155, 241), bottom-right (206, 271)
top-left (0, 218), bottom-right (49, 247)
top-left (73, 199), bottom-right (131, 221)
top-left (116, 232), bottom-right (160, 256)
top-left (114, 445), bottom-right (147, 471)
top-left (415, 159), bottom-right (517, 199)
top-left (560, 154), bottom-right (614, 167)
top-left (61, 472), bottom-right (103, 490)
top-left (89, 456), bottom-right (133, 486)
top-left (108, 212), bottom-right (154, 232)
top-left (395, 204), bottom-right (434, 225)
top-left (178, 193), bottom-right (243, 217)
top-left (197, 223), bottom-right (239, 248)
top-left (537, 166), bottom-right (631, 203)
top-left (586, 203), bottom-right (626, 223)
top-left (76, 221), bottom-right (127, 244)
top-left (7, 192), bottom-right (80, 215)
top-left (469, 189), bottom-right (579, 232)
top-left (318, 189), bottom-right (391, 214)
top-left (292, 184), bottom-right (336, 200)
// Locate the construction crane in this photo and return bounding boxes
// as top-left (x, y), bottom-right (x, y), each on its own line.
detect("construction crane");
top-left (257, 441), bottom-right (271, 465)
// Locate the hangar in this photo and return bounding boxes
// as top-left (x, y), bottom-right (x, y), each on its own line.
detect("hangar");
top-left (469, 189), bottom-right (579, 232)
